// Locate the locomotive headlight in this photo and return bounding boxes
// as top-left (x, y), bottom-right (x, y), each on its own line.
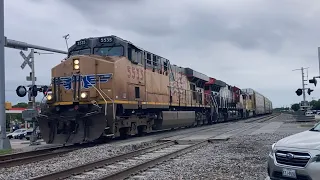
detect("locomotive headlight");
top-left (73, 59), bottom-right (80, 65)
top-left (74, 64), bottom-right (80, 70)
top-left (46, 94), bottom-right (53, 101)
top-left (73, 59), bottom-right (80, 70)
top-left (80, 92), bottom-right (88, 99)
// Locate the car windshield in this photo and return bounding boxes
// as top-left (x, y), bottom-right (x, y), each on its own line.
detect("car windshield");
top-left (310, 123), bottom-right (320, 131)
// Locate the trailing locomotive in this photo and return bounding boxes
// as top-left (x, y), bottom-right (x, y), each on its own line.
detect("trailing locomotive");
top-left (38, 35), bottom-right (273, 144)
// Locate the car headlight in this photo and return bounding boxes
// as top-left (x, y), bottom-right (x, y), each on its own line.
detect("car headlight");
top-left (80, 92), bottom-right (88, 99)
top-left (311, 155), bottom-right (320, 162)
top-left (46, 94), bottom-right (53, 101)
top-left (269, 143), bottom-right (276, 156)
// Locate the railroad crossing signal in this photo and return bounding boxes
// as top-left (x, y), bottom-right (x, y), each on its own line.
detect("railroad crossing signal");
top-left (19, 50), bottom-right (37, 81)
top-left (309, 77), bottom-right (317, 87)
top-left (295, 88), bottom-right (314, 96)
top-left (295, 88), bottom-right (302, 96)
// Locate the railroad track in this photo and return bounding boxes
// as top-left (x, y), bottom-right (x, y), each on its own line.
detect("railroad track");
top-left (0, 143), bottom-right (94, 169)
top-left (29, 115), bottom-right (278, 180)
top-left (0, 114), bottom-right (275, 170)
top-left (243, 113), bottom-right (280, 123)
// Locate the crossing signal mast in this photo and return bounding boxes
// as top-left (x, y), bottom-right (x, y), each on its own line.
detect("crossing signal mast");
top-left (293, 67), bottom-right (313, 109)
top-left (305, 47), bottom-right (320, 98)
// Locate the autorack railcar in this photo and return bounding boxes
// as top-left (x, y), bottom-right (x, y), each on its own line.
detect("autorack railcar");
top-left (38, 35), bottom-right (273, 144)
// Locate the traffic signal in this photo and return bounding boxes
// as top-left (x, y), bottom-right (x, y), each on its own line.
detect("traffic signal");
top-left (296, 88), bottom-right (303, 96)
top-left (309, 77), bottom-right (317, 87)
top-left (308, 88), bottom-right (314, 95)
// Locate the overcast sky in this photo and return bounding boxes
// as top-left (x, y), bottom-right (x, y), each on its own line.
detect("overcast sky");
top-left (4, 0), bottom-right (320, 108)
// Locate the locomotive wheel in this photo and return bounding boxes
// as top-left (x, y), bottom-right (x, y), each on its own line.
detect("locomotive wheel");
top-left (137, 126), bottom-right (146, 137)
top-left (119, 128), bottom-right (128, 140)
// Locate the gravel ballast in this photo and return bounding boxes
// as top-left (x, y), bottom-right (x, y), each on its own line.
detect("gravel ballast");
top-left (127, 113), bottom-right (307, 180)
top-left (128, 133), bottom-right (295, 180)
top-left (0, 141), bottom-right (155, 180)
top-left (0, 113), bottom-right (309, 180)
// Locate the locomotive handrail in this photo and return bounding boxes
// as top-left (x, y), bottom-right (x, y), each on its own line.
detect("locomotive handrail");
top-left (98, 82), bottom-right (116, 120)
top-left (85, 81), bottom-right (111, 118)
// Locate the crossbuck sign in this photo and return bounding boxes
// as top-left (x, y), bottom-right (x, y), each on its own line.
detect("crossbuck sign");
top-left (19, 50), bottom-right (36, 81)
top-left (20, 50), bottom-right (32, 69)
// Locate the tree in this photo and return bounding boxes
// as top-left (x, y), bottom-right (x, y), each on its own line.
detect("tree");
top-left (12, 102), bottom-right (28, 108)
top-left (291, 103), bottom-right (300, 111)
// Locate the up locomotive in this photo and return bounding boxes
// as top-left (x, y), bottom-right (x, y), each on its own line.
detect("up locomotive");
top-left (38, 35), bottom-right (273, 144)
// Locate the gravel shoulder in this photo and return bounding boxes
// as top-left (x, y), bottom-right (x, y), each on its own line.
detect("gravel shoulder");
top-left (128, 133), bottom-right (293, 180)
top-left (127, 114), bottom-right (310, 180)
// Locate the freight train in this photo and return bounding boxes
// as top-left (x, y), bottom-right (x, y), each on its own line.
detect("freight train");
top-left (38, 35), bottom-right (273, 144)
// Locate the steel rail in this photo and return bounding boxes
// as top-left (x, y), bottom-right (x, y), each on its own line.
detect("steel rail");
top-left (0, 143), bottom-right (92, 168)
top-left (30, 141), bottom-right (175, 180)
top-left (99, 141), bottom-right (208, 180)
top-left (0, 148), bottom-right (75, 168)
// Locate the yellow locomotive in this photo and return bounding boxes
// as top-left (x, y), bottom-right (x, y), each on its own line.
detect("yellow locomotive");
top-left (39, 35), bottom-right (272, 144)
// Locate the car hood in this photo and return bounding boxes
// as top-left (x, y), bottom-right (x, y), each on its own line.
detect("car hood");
top-left (7, 132), bottom-right (17, 136)
top-left (276, 130), bottom-right (320, 150)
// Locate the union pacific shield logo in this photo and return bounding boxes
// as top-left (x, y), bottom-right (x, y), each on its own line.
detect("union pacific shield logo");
top-left (54, 73), bottom-right (112, 90)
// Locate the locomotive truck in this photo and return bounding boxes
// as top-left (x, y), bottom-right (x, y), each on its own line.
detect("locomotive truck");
top-left (38, 35), bottom-right (273, 144)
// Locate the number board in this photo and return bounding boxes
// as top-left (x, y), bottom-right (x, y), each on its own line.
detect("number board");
top-left (75, 39), bottom-right (88, 46)
top-left (98, 37), bottom-right (114, 43)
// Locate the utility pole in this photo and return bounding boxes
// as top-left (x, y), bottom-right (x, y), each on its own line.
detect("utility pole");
top-left (0, 0), bottom-right (11, 149)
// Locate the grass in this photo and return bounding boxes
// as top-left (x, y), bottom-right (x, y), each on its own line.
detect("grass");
top-left (0, 149), bottom-right (12, 155)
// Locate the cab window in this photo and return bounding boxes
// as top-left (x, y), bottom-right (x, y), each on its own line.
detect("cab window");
top-left (69, 48), bottom-right (91, 56)
top-left (93, 46), bottom-right (124, 56)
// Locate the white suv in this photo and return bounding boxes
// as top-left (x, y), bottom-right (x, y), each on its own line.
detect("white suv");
top-left (267, 123), bottom-right (320, 179)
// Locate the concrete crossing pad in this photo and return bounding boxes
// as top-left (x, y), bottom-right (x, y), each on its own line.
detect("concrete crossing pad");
top-left (250, 122), bottom-right (283, 135)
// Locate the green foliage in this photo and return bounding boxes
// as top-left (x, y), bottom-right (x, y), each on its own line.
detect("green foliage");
top-left (12, 102), bottom-right (28, 108)
top-left (273, 107), bottom-right (289, 112)
top-left (291, 103), bottom-right (300, 111)
top-left (0, 149), bottom-right (12, 155)
top-left (310, 100), bottom-right (320, 110)
top-left (289, 99), bottom-right (320, 111)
